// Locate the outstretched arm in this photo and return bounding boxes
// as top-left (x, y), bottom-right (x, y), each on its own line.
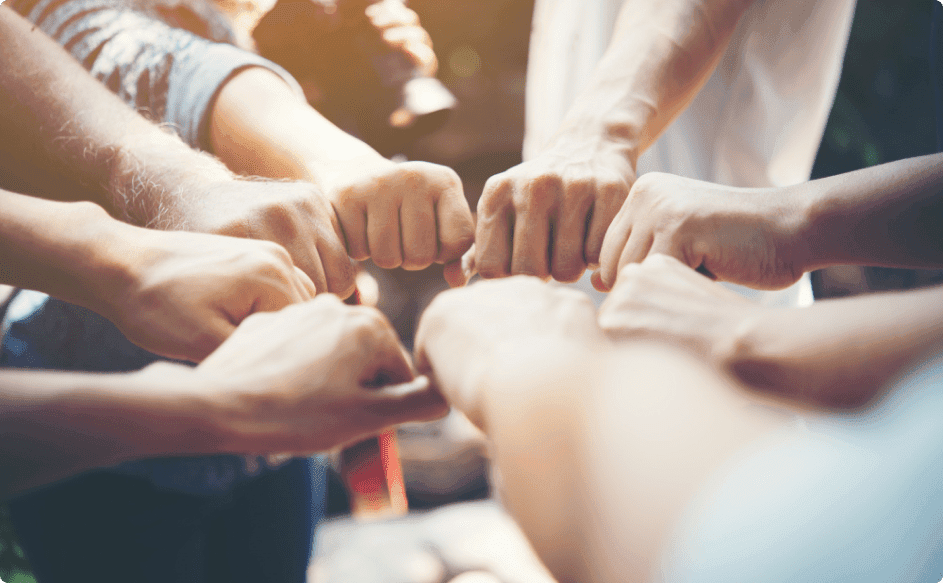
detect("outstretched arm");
top-left (0, 6), bottom-right (355, 295)
top-left (472, 0), bottom-right (755, 283)
top-left (599, 254), bottom-right (943, 408)
top-left (413, 277), bottom-right (783, 581)
top-left (1, 295), bottom-right (447, 500)
top-left (0, 188), bottom-right (317, 361)
top-left (594, 153), bottom-right (943, 291)
top-left (415, 277), bottom-right (943, 582)
top-left (209, 66), bottom-right (474, 282)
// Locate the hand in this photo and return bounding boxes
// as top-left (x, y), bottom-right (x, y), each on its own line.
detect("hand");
top-left (196, 294), bottom-right (449, 454)
top-left (598, 254), bottom-right (763, 363)
top-left (365, 0), bottom-right (437, 77)
top-left (322, 157), bottom-right (474, 282)
top-left (593, 173), bottom-right (809, 292)
top-left (177, 178), bottom-right (357, 298)
top-left (107, 228), bottom-right (315, 363)
top-left (414, 277), bottom-right (604, 424)
top-left (472, 140), bottom-right (636, 282)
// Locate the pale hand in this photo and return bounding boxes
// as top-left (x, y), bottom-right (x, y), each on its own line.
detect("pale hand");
top-left (322, 157), bottom-right (474, 281)
top-left (109, 228), bottom-right (315, 363)
top-left (179, 179), bottom-right (357, 298)
top-left (598, 254), bottom-right (763, 363)
top-left (593, 172), bottom-right (809, 292)
top-left (197, 294), bottom-right (449, 453)
top-left (414, 276), bottom-right (604, 426)
top-left (472, 140), bottom-right (636, 283)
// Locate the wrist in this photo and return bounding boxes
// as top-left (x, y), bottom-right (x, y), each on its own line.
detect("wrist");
top-left (123, 363), bottom-right (229, 457)
top-left (794, 177), bottom-right (847, 270)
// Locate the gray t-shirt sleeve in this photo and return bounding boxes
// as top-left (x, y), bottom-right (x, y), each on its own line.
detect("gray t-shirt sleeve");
top-left (10, 0), bottom-right (304, 150)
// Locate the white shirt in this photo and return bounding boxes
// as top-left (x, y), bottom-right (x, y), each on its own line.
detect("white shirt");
top-left (524, 0), bottom-right (857, 306)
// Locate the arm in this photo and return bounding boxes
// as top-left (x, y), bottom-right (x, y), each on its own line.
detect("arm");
top-left (1, 294), bottom-right (447, 500)
top-left (0, 188), bottom-right (316, 361)
top-left (208, 67), bottom-right (474, 282)
top-left (472, 0), bottom-right (755, 282)
top-left (0, 5), bottom-right (355, 295)
top-left (599, 254), bottom-right (943, 408)
top-left (414, 277), bottom-right (783, 582)
top-left (594, 153), bottom-right (943, 290)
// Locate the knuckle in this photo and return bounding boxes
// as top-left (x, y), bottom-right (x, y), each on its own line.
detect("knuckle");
top-left (515, 174), bottom-right (562, 212)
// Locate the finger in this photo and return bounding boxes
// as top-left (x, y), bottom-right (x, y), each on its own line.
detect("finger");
top-left (358, 316), bottom-right (415, 386)
top-left (290, 245), bottom-right (328, 301)
top-left (367, 199), bottom-right (403, 269)
top-left (511, 209), bottom-right (551, 279)
top-left (435, 187), bottom-right (475, 264)
top-left (332, 202), bottom-right (369, 261)
top-left (475, 179), bottom-right (513, 278)
top-left (400, 194), bottom-right (437, 271)
top-left (317, 229), bottom-right (358, 298)
top-left (293, 265), bottom-right (317, 299)
top-left (585, 182), bottom-right (628, 267)
top-left (442, 259), bottom-right (467, 288)
top-left (596, 204), bottom-right (634, 291)
top-left (617, 229), bottom-right (654, 274)
top-left (551, 191), bottom-right (594, 282)
top-left (360, 375), bottom-right (450, 426)
top-left (186, 317), bottom-right (237, 363)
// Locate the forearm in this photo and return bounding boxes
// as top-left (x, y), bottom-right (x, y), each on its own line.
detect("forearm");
top-left (0, 364), bottom-right (214, 500)
top-left (0, 190), bottom-right (133, 314)
top-left (724, 284), bottom-right (943, 407)
top-left (0, 6), bottom-right (232, 226)
top-left (477, 341), bottom-right (781, 582)
top-left (209, 66), bottom-right (384, 183)
top-left (798, 153), bottom-right (943, 269)
top-left (548, 0), bottom-right (754, 158)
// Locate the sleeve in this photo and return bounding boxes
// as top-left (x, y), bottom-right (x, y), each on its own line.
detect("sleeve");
top-left (8, 0), bottom-right (305, 151)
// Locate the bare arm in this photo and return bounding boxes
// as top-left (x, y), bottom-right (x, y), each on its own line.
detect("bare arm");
top-left (0, 5), bottom-right (230, 220)
top-left (599, 254), bottom-right (943, 408)
top-left (0, 6), bottom-right (355, 295)
top-left (594, 154), bottom-right (943, 291)
top-left (472, 0), bottom-right (754, 282)
top-left (209, 66), bottom-right (474, 282)
top-left (1, 295), bottom-right (446, 500)
top-left (413, 277), bottom-right (782, 581)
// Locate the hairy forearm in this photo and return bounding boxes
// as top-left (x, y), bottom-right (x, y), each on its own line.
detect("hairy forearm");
top-left (209, 67), bottom-right (383, 184)
top-left (0, 365), bottom-right (214, 500)
top-left (550, 0), bottom-right (754, 157)
top-left (0, 7), bottom-right (232, 226)
top-left (797, 153), bottom-right (943, 270)
top-left (725, 285), bottom-right (943, 408)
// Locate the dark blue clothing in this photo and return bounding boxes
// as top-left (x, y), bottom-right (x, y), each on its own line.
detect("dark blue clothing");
top-left (1, 292), bottom-right (327, 583)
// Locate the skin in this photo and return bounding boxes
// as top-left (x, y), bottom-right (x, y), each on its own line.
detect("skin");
top-left (208, 21), bottom-right (473, 285)
top-left (414, 277), bottom-right (784, 582)
top-left (0, 6), bottom-right (355, 297)
top-left (594, 154), bottom-right (943, 290)
top-left (600, 254), bottom-right (943, 409)
top-left (470, 0), bottom-right (755, 283)
top-left (415, 277), bottom-right (943, 582)
top-left (1, 295), bottom-right (448, 501)
top-left (0, 190), bottom-right (316, 362)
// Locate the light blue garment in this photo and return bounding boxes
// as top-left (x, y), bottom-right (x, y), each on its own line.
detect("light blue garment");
top-left (659, 356), bottom-right (943, 582)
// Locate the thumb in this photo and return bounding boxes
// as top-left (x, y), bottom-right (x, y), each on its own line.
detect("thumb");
top-left (360, 375), bottom-right (449, 426)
